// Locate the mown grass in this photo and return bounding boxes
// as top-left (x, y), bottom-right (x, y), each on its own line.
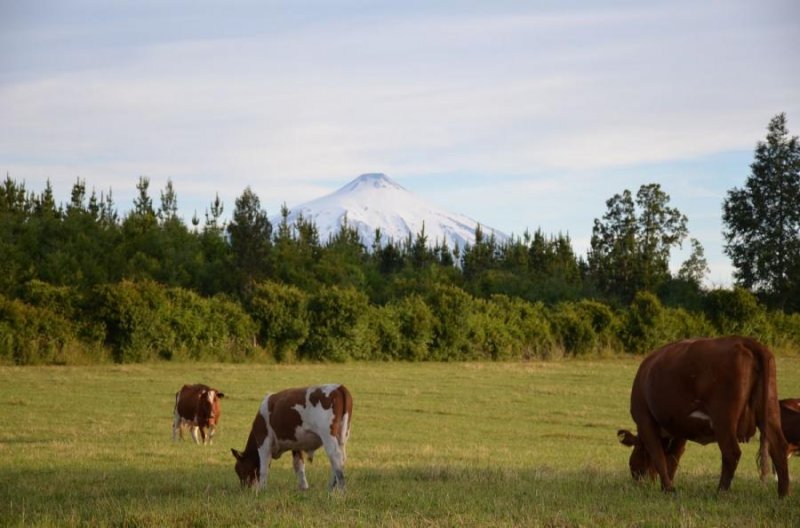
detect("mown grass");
top-left (1, 359), bottom-right (800, 527)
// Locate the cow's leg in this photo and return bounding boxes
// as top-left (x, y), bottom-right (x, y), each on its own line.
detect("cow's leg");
top-left (321, 436), bottom-right (346, 490)
top-left (716, 435), bottom-right (741, 492)
top-left (208, 425), bottom-right (216, 445)
top-left (172, 411), bottom-right (181, 442)
top-left (712, 413), bottom-right (742, 492)
top-left (758, 432), bottom-right (772, 482)
top-left (665, 438), bottom-right (687, 482)
top-left (190, 425), bottom-right (200, 445)
top-left (763, 419), bottom-right (791, 497)
top-left (636, 415), bottom-right (673, 492)
top-left (257, 441), bottom-right (272, 491)
top-left (292, 450), bottom-right (309, 491)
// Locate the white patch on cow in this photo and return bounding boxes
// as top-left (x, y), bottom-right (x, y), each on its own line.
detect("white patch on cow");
top-left (256, 393), bottom-right (272, 450)
top-left (294, 387), bottom-right (336, 436)
top-left (339, 412), bottom-right (350, 463)
top-left (340, 412), bottom-right (350, 441)
top-left (259, 394), bottom-right (271, 418)
top-left (318, 384), bottom-right (339, 397)
top-left (207, 390), bottom-right (216, 404)
top-left (689, 410), bottom-right (713, 428)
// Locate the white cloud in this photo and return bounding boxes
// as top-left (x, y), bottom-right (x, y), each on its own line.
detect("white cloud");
top-left (1, 1), bottom-right (798, 286)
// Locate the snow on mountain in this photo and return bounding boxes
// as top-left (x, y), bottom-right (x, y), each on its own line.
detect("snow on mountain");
top-left (274, 173), bottom-right (508, 250)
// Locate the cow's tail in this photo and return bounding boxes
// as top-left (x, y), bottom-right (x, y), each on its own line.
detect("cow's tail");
top-left (172, 391), bottom-right (181, 441)
top-left (337, 385), bottom-right (353, 460)
top-left (750, 338), bottom-right (790, 496)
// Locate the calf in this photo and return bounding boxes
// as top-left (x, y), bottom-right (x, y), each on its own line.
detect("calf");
top-left (231, 384), bottom-right (352, 492)
top-left (617, 336), bottom-right (790, 497)
top-left (173, 384), bottom-right (224, 445)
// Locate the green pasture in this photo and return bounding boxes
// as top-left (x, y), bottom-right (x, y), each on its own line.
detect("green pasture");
top-left (2, 359), bottom-right (800, 527)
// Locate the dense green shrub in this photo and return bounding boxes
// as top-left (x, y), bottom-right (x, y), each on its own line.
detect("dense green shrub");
top-left (769, 311), bottom-right (800, 354)
top-left (390, 295), bottom-right (435, 360)
top-left (705, 287), bottom-right (771, 338)
top-left (301, 285), bottom-right (371, 361)
top-left (92, 280), bottom-right (165, 362)
top-left (467, 298), bottom-right (516, 360)
top-left (1, 277), bottom-right (797, 364)
top-left (249, 281), bottom-right (310, 362)
top-left (622, 291), bottom-right (713, 354)
top-left (549, 302), bottom-right (600, 356)
top-left (426, 284), bottom-right (476, 360)
top-left (205, 294), bottom-right (260, 361)
top-left (365, 304), bottom-right (402, 360)
top-left (92, 280), bottom-right (259, 363)
top-left (0, 294), bottom-right (84, 365)
top-left (478, 295), bottom-right (556, 359)
top-left (20, 279), bottom-right (106, 346)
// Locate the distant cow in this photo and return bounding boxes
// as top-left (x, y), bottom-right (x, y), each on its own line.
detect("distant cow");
top-left (780, 399), bottom-right (800, 457)
top-left (173, 384), bottom-right (225, 445)
top-left (231, 384), bottom-right (352, 492)
top-left (617, 336), bottom-right (790, 497)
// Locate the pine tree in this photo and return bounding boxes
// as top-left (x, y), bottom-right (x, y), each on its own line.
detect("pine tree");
top-left (723, 113), bottom-right (800, 310)
top-left (227, 186), bottom-right (272, 296)
top-left (158, 179), bottom-right (179, 225)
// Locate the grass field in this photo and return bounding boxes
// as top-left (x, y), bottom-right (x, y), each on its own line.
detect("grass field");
top-left (2, 359), bottom-right (800, 527)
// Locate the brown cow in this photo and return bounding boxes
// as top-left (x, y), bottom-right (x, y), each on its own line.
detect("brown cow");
top-left (780, 399), bottom-right (800, 457)
top-left (231, 384), bottom-right (352, 492)
top-left (173, 384), bottom-right (225, 445)
top-left (617, 336), bottom-right (790, 496)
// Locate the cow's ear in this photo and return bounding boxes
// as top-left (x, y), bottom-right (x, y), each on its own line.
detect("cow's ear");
top-left (217, 392), bottom-right (225, 399)
top-left (617, 429), bottom-right (639, 447)
top-left (231, 448), bottom-right (243, 460)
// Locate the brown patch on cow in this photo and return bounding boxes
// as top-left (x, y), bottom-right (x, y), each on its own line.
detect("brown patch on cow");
top-left (268, 389), bottom-right (307, 442)
top-left (176, 384), bottom-right (210, 421)
top-left (252, 412), bottom-right (268, 447)
top-left (328, 390), bottom-right (342, 439)
top-left (233, 411), bottom-right (270, 487)
top-left (309, 388), bottom-right (333, 409)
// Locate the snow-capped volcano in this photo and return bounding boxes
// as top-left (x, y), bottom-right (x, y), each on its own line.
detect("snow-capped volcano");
top-left (276, 173), bottom-right (508, 249)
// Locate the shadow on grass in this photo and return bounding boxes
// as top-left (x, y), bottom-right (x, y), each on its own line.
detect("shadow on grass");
top-left (1, 463), bottom-right (797, 527)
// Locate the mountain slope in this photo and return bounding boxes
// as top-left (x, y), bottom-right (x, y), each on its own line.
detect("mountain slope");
top-left (276, 173), bottom-right (507, 249)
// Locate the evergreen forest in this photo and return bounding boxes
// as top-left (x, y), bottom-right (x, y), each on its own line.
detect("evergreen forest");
top-left (2, 114), bottom-right (798, 365)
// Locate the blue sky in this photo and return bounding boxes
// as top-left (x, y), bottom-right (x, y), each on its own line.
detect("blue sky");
top-left (1, 0), bottom-right (798, 285)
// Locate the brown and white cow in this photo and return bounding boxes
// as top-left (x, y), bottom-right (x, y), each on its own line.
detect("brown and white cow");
top-left (617, 336), bottom-right (790, 497)
top-left (173, 384), bottom-right (224, 445)
top-left (231, 384), bottom-right (352, 492)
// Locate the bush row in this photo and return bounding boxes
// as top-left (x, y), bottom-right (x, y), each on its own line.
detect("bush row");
top-left (2, 280), bottom-right (799, 365)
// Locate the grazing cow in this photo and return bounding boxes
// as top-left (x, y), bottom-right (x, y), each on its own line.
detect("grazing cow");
top-left (173, 384), bottom-right (225, 445)
top-left (780, 399), bottom-right (800, 457)
top-left (231, 384), bottom-right (352, 492)
top-left (617, 336), bottom-right (790, 497)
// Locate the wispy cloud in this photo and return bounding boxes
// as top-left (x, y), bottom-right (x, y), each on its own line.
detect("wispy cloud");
top-left (1, 1), bottom-right (798, 285)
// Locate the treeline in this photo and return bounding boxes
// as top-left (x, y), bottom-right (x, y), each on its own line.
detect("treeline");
top-left (1, 170), bottom-right (798, 364)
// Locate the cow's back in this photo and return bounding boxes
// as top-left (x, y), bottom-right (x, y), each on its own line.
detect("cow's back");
top-left (264, 384), bottom-right (352, 457)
